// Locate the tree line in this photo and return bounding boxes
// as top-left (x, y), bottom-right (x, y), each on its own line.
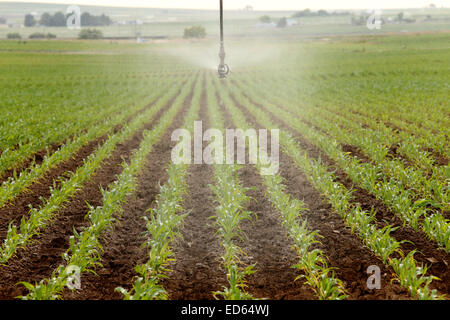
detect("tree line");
top-left (24, 12), bottom-right (112, 27)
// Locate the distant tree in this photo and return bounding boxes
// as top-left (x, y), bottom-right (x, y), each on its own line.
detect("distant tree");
top-left (397, 12), bottom-right (404, 22)
top-left (40, 12), bottom-right (53, 26)
top-left (52, 12), bottom-right (66, 26)
top-left (259, 15), bottom-right (271, 24)
top-left (277, 17), bottom-right (287, 28)
top-left (78, 28), bottom-right (103, 39)
top-left (429, 3), bottom-right (436, 8)
top-left (29, 32), bottom-right (46, 39)
top-left (351, 15), bottom-right (366, 26)
top-left (183, 25), bottom-right (206, 39)
top-left (24, 14), bottom-right (37, 27)
top-left (292, 9), bottom-right (312, 18)
top-left (403, 17), bottom-right (416, 23)
top-left (40, 11), bottom-right (75, 27)
top-left (28, 32), bottom-right (56, 39)
top-left (317, 10), bottom-right (329, 16)
top-left (7, 33), bottom-right (22, 39)
top-left (81, 12), bottom-right (112, 26)
top-left (0, 17), bottom-right (6, 24)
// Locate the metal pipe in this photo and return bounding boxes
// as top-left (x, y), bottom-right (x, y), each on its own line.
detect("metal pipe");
top-left (218, 0), bottom-right (229, 78)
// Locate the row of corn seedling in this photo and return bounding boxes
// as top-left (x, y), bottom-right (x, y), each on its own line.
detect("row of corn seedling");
top-left (206, 76), bottom-right (255, 300)
top-left (225, 82), bottom-right (443, 300)
top-left (262, 80), bottom-right (448, 207)
top-left (248, 71), bottom-right (449, 157)
top-left (230, 78), bottom-right (450, 252)
top-left (0, 76), bottom-right (171, 177)
top-left (0, 77), bottom-right (185, 209)
top-left (238, 72), bottom-right (448, 184)
top-left (116, 75), bottom-right (203, 300)
top-left (0, 77), bottom-right (195, 265)
top-left (214, 77), bottom-right (348, 300)
top-left (19, 74), bottom-right (198, 300)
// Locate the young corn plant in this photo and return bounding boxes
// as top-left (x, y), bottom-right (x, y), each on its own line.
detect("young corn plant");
top-left (0, 77), bottom-right (181, 209)
top-left (227, 82), bottom-right (444, 300)
top-left (117, 75), bottom-right (202, 300)
top-left (215, 78), bottom-right (347, 300)
top-left (206, 77), bottom-right (255, 300)
top-left (232, 79), bottom-right (450, 253)
top-left (389, 251), bottom-right (442, 300)
top-left (116, 165), bottom-right (188, 300)
top-left (0, 95), bottom-right (176, 265)
top-left (19, 75), bottom-right (198, 300)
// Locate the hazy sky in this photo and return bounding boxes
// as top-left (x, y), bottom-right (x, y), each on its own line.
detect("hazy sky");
top-left (2, 0), bottom-right (449, 10)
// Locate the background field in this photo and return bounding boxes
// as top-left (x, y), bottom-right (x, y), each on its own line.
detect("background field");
top-left (1, 1), bottom-right (450, 39)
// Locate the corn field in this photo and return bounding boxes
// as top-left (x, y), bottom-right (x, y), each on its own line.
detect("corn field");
top-left (0, 33), bottom-right (448, 301)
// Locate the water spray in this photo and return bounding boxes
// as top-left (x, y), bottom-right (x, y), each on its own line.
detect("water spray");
top-left (218, 0), bottom-right (230, 78)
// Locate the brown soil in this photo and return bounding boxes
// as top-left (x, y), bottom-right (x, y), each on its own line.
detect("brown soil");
top-left (231, 89), bottom-right (449, 297)
top-left (163, 163), bottom-right (226, 300)
top-left (62, 78), bottom-right (196, 300)
top-left (0, 95), bottom-right (165, 189)
top-left (218, 94), bottom-right (316, 299)
top-left (238, 165), bottom-right (317, 300)
top-left (0, 141), bottom-right (65, 186)
top-left (0, 136), bottom-right (107, 240)
top-left (0, 84), bottom-right (185, 300)
top-left (341, 144), bottom-right (372, 164)
top-left (425, 148), bottom-right (449, 167)
top-left (163, 78), bottom-right (227, 300)
top-left (225, 90), bottom-right (411, 300)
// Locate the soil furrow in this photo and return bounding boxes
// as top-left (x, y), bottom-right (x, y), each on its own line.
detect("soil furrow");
top-left (238, 165), bottom-right (317, 299)
top-left (0, 85), bottom-right (185, 300)
top-left (229, 91), bottom-right (450, 297)
top-left (226, 90), bottom-right (414, 299)
top-left (62, 78), bottom-right (196, 300)
top-left (164, 77), bottom-right (227, 300)
top-left (0, 90), bottom-right (180, 240)
top-left (217, 93), bottom-right (316, 299)
top-left (0, 91), bottom-right (169, 188)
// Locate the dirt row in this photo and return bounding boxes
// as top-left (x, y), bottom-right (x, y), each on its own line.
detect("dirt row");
top-left (223, 88), bottom-right (412, 300)
top-left (216, 96), bottom-right (316, 299)
top-left (228, 86), bottom-right (449, 297)
top-left (0, 90), bottom-right (170, 187)
top-left (163, 80), bottom-right (227, 299)
top-left (63, 76), bottom-right (198, 300)
top-left (0, 77), bottom-right (193, 300)
top-left (163, 80), bottom-right (315, 300)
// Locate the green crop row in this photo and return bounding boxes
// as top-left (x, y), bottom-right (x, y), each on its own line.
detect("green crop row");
top-left (230, 78), bottom-right (450, 252)
top-left (0, 75), bottom-right (173, 177)
top-left (248, 71), bottom-right (449, 157)
top-left (225, 81), bottom-right (443, 300)
top-left (18, 74), bottom-right (198, 300)
top-left (0, 77), bottom-right (193, 265)
top-left (117, 75), bottom-right (203, 300)
top-left (214, 77), bottom-right (348, 300)
top-left (0, 77), bottom-right (186, 209)
top-left (207, 77), bottom-right (255, 300)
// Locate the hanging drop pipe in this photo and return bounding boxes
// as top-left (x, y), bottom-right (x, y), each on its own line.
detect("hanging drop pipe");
top-left (218, 0), bottom-right (229, 78)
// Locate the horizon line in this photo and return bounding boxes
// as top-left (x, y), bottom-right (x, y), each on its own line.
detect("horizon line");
top-left (0, 0), bottom-right (447, 12)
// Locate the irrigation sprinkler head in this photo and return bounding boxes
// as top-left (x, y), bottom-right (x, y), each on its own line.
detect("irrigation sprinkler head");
top-left (218, 63), bottom-right (230, 78)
